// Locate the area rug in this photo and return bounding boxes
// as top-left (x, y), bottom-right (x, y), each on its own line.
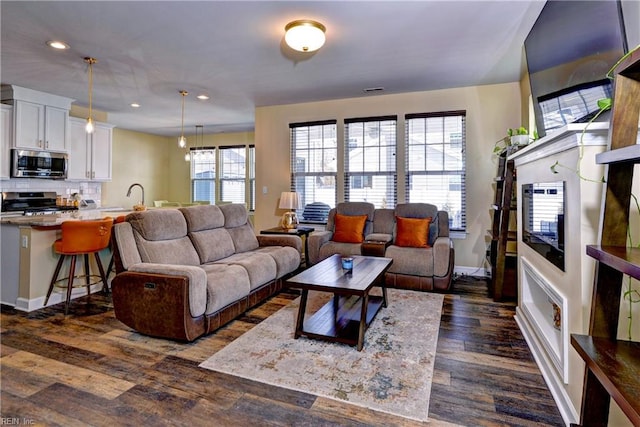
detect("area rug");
top-left (199, 289), bottom-right (444, 422)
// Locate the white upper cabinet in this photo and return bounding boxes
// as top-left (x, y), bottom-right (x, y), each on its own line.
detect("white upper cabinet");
top-left (67, 117), bottom-right (113, 181)
top-left (1, 104), bottom-right (12, 179)
top-left (1, 85), bottom-right (73, 151)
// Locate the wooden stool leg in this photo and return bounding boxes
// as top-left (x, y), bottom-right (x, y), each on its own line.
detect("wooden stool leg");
top-left (84, 254), bottom-right (91, 297)
top-left (65, 255), bottom-right (77, 315)
top-left (94, 252), bottom-right (109, 293)
top-left (44, 254), bottom-right (66, 306)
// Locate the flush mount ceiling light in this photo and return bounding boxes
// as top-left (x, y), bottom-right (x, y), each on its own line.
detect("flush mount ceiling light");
top-left (47, 40), bottom-right (69, 50)
top-left (197, 94), bottom-right (209, 100)
top-left (178, 90), bottom-right (188, 148)
top-left (84, 57), bottom-right (97, 134)
top-left (284, 20), bottom-right (326, 52)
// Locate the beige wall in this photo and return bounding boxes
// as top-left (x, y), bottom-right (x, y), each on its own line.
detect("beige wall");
top-left (102, 128), bottom-right (170, 209)
top-left (254, 83), bottom-right (523, 270)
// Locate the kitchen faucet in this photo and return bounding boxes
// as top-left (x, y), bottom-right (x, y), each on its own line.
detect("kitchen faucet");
top-left (126, 183), bottom-right (145, 206)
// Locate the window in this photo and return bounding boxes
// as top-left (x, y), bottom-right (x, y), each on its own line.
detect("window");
top-left (290, 120), bottom-right (338, 211)
top-left (344, 116), bottom-right (397, 208)
top-left (219, 145), bottom-right (247, 204)
top-left (405, 111), bottom-right (466, 231)
top-left (191, 148), bottom-right (216, 203)
top-left (190, 144), bottom-right (254, 209)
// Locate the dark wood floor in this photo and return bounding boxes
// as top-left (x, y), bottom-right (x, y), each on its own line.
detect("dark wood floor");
top-left (0, 275), bottom-right (564, 426)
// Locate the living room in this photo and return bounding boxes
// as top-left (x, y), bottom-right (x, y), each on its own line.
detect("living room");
top-left (1, 1), bottom-right (640, 426)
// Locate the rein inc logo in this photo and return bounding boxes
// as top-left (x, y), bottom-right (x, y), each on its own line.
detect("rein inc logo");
top-left (1, 419), bottom-right (35, 425)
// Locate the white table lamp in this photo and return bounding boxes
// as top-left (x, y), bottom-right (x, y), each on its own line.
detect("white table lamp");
top-left (279, 192), bottom-right (302, 229)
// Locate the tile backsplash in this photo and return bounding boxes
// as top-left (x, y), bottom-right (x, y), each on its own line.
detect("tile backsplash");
top-left (1, 179), bottom-right (102, 205)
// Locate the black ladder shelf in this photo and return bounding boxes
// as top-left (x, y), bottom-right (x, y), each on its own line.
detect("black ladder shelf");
top-left (488, 152), bottom-right (517, 301)
top-left (570, 49), bottom-right (640, 427)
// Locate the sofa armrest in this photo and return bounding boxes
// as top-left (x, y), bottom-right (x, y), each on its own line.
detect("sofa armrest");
top-left (256, 235), bottom-right (302, 252)
top-left (307, 231), bottom-right (333, 265)
top-left (123, 263), bottom-right (207, 317)
top-left (365, 233), bottom-right (393, 243)
top-left (432, 236), bottom-right (453, 277)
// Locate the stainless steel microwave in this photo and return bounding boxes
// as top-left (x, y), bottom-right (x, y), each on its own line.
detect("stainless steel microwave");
top-left (11, 149), bottom-right (68, 179)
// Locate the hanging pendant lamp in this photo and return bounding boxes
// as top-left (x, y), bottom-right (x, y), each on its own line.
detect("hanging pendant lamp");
top-left (84, 57), bottom-right (97, 134)
top-left (178, 90), bottom-right (188, 148)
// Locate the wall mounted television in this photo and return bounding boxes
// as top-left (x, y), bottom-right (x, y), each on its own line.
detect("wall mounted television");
top-left (524, 0), bottom-right (628, 138)
top-left (522, 182), bottom-right (565, 271)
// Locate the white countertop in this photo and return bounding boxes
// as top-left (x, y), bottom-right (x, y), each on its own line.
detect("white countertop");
top-left (0, 208), bottom-right (137, 227)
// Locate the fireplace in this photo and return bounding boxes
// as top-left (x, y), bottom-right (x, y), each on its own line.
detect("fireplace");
top-left (519, 257), bottom-right (568, 383)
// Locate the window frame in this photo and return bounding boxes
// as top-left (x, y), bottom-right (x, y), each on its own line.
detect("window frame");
top-left (404, 111), bottom-right (467, 232)
top-left (343, 115), bottom-right (398, 208)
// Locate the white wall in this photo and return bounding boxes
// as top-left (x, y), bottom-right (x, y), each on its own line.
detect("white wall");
top-left (255, 83), bottom-right (523, 270)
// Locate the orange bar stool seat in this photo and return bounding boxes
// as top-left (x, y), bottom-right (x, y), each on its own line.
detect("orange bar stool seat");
top-left (44, 217), bottom-right (114, 315)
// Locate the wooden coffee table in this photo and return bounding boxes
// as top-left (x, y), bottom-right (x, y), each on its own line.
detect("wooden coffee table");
top-left (285, 254), bottom-right (392, 351)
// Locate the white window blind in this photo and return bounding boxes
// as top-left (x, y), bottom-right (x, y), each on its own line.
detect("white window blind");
top-left (190, 148), bottom-right (216, 204)
top-left (219, 145), bottom-right (247, 204)
top-left (405, 111), bottom-right (466, 231)
top-left (290, 120), bottom-right (338, 211)
top-left (344, 116), bottom-right (397, 208)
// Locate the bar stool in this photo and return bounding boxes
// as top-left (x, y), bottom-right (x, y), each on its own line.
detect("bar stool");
top-left (44, 217), bottom-right (114, 315)
top-left (106, 215), bottom-right (127, 278)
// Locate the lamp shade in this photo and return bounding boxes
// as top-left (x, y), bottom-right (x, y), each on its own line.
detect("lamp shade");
top-left (284, 20), bottom-right (326, 52)
top-left (279, 192), bottom-right (302, 210)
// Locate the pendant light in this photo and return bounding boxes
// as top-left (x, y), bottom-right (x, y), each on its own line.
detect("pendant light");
top-left (178, 90), bottom-right (188, 148)
top-left (84, 57), bottom-right (97, 134)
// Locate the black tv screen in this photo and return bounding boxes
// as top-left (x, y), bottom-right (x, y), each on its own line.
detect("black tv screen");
top-left (525, 0), bottom-right (628, 138)
top-left (522, 182), bottom-right (565, 271)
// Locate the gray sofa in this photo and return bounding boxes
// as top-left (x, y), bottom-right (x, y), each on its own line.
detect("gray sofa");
top-left (111, 203), bottom-right (302, 341)
top-left (308, 202), bottom-right (454, 291)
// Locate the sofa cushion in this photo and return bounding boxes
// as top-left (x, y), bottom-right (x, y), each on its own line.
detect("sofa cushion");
top-left (190, 228), bottom-right (236, 263)
top-left (127, 209), bottom-right (188, 241)
top-left (395, 216), bottom-right (432, 248)
top-left (227, 223), bottom-right (260, 253)
top-left (220, 203), bottom-right (250, 228)
top-left (127, 209), bottom-right (201, 266)
top-left (134, 235), bottom-right (201, 266)
top-left (254, 246), bottom-right (301, 278)
top-left (200, 263), bottom-right (251, 314)
top-left (333, 214), bottom-right (367, 243)
top-left (214, 252), bottom-right (277, 290)
top-left (318, 241), bottom-right (362, 261)
top-left (386, 245), bottom-right (435, 276)
top-left (181, 205), bottom-right (225, 231)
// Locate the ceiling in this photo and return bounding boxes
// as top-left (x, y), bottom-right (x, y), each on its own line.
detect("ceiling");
top-left (1, 1), bottom-right (546, 137)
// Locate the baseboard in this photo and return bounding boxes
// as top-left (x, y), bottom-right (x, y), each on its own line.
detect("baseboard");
top-left (14, 282), bottom-right (105, 312)
top-left (454, 265), bottom-right (488, 278)
top-left (515, 310), bottom-right (579, 427)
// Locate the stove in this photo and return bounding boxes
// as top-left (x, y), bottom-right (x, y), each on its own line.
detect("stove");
top-left (1, 191), bottom-right (78, 216)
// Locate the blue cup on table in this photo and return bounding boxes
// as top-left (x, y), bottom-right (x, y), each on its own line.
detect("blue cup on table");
top-left (341, 256), bottom-right (354, 273)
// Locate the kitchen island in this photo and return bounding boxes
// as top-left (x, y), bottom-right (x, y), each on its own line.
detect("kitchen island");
top-left (0, 209), bottom-right (132, 311)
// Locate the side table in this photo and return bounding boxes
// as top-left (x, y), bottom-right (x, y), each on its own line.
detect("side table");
top-left (260, 226), bottom-right (315, 267)
top-left (361, 240), bottom-right (391, 257)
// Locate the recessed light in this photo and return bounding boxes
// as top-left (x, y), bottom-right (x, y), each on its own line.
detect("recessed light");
top-left (130, 103), bottom-right (140, 108)
top-left (47, 40), bottom-right (70, 50)
top-left (197, 94), bottom-right (209, 100)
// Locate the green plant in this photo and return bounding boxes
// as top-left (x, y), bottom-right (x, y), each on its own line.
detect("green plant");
top-left (493, 127), bottom-right (534, 155)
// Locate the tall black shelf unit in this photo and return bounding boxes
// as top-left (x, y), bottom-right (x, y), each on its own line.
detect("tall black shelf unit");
top-left (488, 152), bottom-right (517, 301)
top-left (570, 50), bottom-right (640, 427)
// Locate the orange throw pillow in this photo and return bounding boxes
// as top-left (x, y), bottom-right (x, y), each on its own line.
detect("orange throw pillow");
top-left (332, 214), bottom-right (368, 243)
top-left (395, 216), bottom-right (432, 248)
